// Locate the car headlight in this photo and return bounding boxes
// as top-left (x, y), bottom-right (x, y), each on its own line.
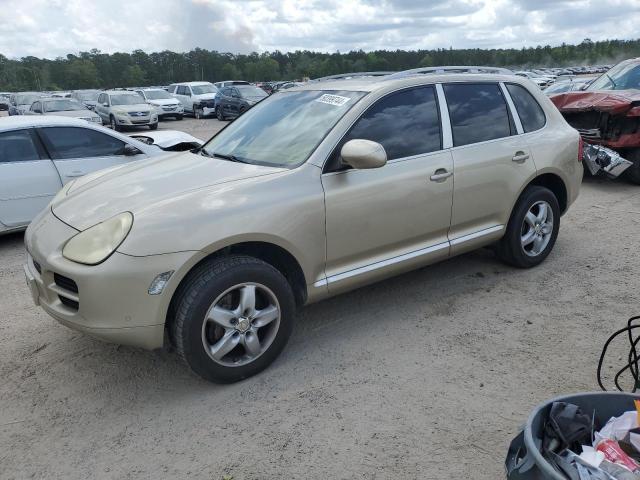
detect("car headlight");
top-left (62, 212), bottom-right (133, 265)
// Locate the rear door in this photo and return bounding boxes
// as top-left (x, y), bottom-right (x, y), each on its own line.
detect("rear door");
top-left (37, 126), bottom-right (148, 183)
top-left (0, 128), bottom-right (62, 228)
top-left (443, 82), bottom-right (536, 254)
top-left (94, 93), bottom-right (108, 122)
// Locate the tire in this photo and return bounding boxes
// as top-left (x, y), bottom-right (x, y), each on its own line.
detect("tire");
top-left (171, 255), bottom-right (295, 383)
top-left (149, 123), bottom-right (158, 130)
top-left (110, 115), bottom-right (121, 132)
top-left (216, 106), bottom-right (225, 121)
top-left (496, 186), bottom-right (560, 268)
top-left (176, 114), bottom-right (183, 121)
top-left (624, 149), bottom-right (640, 185)
top-left (194, 106), bottom-right (203, 119)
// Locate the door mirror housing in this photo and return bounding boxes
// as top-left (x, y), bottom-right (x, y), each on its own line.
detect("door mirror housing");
top-left (122, 144), bottom-right (142, 156)
top-left (102, 102), bottom-right (109, 107)
top-left (340, 139), bottom-right (387, 170)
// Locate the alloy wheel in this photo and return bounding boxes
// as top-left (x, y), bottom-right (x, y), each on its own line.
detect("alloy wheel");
top-left (201, 283), bottom-right (281, 367)
top-left (521, 200), bottom-right (554, 257)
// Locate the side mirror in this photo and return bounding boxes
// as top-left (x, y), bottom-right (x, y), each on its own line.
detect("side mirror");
top-left (122, 144), bottom-right (142, 156)
top-left (340, 139), bottom-right (387, 169)
top-left (102, 102), bottom-right (109, 107)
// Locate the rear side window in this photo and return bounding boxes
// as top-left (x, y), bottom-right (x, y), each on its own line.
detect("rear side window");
top-left (39, 127), bottom-right (126, 160)
top-left (444, 83), bottom-right (512, 147)
top-left (0, 129), bottom-right (43, 163)
top-left (506, 83), bottom-right (546, 133)
top-left (341, 86), bottom-right (442, 161)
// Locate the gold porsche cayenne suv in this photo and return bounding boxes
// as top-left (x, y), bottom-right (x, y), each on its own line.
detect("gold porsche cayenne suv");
top-left (25, 72), bottom-right (583, 382)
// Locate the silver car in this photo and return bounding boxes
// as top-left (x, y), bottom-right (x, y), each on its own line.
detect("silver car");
top-left (94, 91), bottom-right (158, 131)
top-left (0, 116), bottom-right (163, 234)
top-left (25, 98), bottom-right (102, 123)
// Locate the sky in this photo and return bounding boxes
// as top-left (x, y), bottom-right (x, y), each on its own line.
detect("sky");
top-left (1, 0), bottom-right (640, 59)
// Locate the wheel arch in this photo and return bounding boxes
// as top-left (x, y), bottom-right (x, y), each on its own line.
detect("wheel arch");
top-left (526, 172), bottom-right (568, 214)
top-left (165, 240), bottom-right (308, 342)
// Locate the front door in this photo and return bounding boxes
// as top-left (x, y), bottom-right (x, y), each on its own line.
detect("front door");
top-left (0, 128), bottom-right (62, 228)
top-left (322, 85), bottom-right (453, 294)
top-left (37, 126), bottom-right (146, 184)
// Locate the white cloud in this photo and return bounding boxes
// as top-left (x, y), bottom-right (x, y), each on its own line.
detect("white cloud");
top-left (0, 0), bottom-right (638, 58)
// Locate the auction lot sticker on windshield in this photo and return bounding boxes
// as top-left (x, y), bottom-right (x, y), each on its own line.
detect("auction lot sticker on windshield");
top-left (315, 94), bottom-right (351, 107)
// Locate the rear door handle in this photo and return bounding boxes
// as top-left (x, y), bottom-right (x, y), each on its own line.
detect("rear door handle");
top-left (512, 152), bottom-right (530, 163)
top-left (430, 169), bottom-right (453, 182)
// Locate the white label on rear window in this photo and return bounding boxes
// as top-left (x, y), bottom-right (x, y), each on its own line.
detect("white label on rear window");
top-left (315, 94), bottom-right (351, 106)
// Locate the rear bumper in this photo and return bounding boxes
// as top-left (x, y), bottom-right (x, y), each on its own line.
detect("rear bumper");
top-left (24, 211), bottom-right (193, 350)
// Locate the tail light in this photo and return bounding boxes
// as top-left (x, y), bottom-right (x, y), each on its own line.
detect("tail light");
top-left (578, 136), bottom-right (584, 162)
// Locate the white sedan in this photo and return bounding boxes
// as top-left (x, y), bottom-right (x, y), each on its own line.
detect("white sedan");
top-left (0, 116), bottom-right (201, 235)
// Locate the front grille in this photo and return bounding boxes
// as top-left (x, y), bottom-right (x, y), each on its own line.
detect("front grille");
top-left (59, 296), bottom-right (79, 310)
top-left (163, 106), bottom-right (176, 111)
top-left (54, 273), bottom-right (78, 293)
top-left (131, 119), bottom-right (149, 124)
top-left (201, 100), bottom-right (215, 108)
top-left (33, 260), bottom-right (42, 275)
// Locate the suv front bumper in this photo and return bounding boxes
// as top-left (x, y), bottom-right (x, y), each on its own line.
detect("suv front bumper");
top-left (24, 211), bottom-right (193, 349)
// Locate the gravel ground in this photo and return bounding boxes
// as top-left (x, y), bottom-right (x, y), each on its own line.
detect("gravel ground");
top-left (1, 112), bottom-right (639, 479)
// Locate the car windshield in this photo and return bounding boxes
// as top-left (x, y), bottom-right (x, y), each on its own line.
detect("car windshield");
top-left (76, 91), bottom-right (100, 101)
top-left (544, 83), bottom-right (572, 94)
top-left (110, 94), bottom-right (144, 105)
top-left (202, 90), bottom-right (366, 168)
top-left (44, 99), bottom-right (84, 112)
top-left (588, 62), bottom-right (640, 91)
top-left (237, 86), bottom-right (268, 98)
top-left (16, 94), bottom-right (41, 105)
top-left (144, 90), bottom-right (172, 100)
top-left (191, 84), bottom-right (217, 95)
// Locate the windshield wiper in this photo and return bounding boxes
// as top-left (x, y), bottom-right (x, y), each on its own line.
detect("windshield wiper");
top-left (606, 73), bottom-right (617, 89)
top-left (211, 152), bottom-right (251, 164)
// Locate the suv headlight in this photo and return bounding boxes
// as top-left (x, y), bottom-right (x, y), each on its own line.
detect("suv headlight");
top-left (62, 212), bottom-right (133, 265)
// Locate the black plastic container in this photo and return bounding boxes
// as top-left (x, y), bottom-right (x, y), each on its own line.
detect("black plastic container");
top-left (506, 392), bottom-right (640, 479)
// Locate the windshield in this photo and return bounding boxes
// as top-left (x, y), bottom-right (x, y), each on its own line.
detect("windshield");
top-left (237, 85), bottom-right (268, 98)
top-left (588, 62), bottom-right (640, 91)
top-left (110, 94), bottom-right (144, 106)
top-left (76, 91), bottom-right (100, 101)
top-left (16, 94), bottom-right (41, 105)
top-left (544, 83), bottom-right (572, 94)
top-left (191, 84), bottom-right (217, 95)
top-left (44, 99), bottom-right (85, 112)
top-left (202, 90), bottom-right (366, 168)
top-left (144, 90), bottom-right (172, 100)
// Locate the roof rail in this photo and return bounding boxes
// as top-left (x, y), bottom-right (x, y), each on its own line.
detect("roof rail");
top-left (311, 71), bottom-right (395, 82)
top-left (387, 66), bottom-right (513, 79)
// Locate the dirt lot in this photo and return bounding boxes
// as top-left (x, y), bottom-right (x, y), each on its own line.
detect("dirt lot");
top-left (1, 113), bottom-right (639, 479)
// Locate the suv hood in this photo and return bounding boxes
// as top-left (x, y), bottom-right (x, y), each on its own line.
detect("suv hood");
top-left (53, 152), bottom-right (285, 230)
top-left (193, 93), bottom-right (217, 101)
top-left (148, 98), bottom-right (180, 106)
top-left (551, 90), bottom-right (640, 114)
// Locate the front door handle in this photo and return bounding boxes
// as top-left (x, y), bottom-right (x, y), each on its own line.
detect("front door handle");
top-left (67, 171), bottom-right (85, 178)
top-left (430, 169), bottom-right (453, 182)
top-left (512, 151), bottom-right (530, 163)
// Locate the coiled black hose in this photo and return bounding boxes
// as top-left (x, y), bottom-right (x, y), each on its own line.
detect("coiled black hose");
top-left (598, 315), bottom-right (640, 392)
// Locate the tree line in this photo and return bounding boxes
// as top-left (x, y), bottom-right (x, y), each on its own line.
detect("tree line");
top-left (1, 38), bottom-right (639, 92)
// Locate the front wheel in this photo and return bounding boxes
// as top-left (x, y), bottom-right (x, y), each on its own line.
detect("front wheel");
top-left (110, 115), bottom-right (121, 132)
top-left (171, 255), bottom-right (295, 383)
top-left (496, 186), bottom-right (560, 268)
top-left (194, 106), bottom-right (204, 119)
top-left (216, 106), bottom-right (225, 121)
top-left (149, 123), bottom-right (158, 130)
top-left (176, 114), bottom-right (183, 121)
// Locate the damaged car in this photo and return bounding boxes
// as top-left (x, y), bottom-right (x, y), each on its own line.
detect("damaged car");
top-left (550, 58), bottom-right (640, 183)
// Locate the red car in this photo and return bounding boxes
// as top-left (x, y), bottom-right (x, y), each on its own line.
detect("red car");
top-left (550, 58), bottom-right (640, 183)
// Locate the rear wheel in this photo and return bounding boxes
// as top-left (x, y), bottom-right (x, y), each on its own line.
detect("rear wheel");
top-left (497, 186), bottom-right (560, 268)
top-left (171, 255), bottom-right (295, 383)
top-left (624, 149), bottom-right (640, 185)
